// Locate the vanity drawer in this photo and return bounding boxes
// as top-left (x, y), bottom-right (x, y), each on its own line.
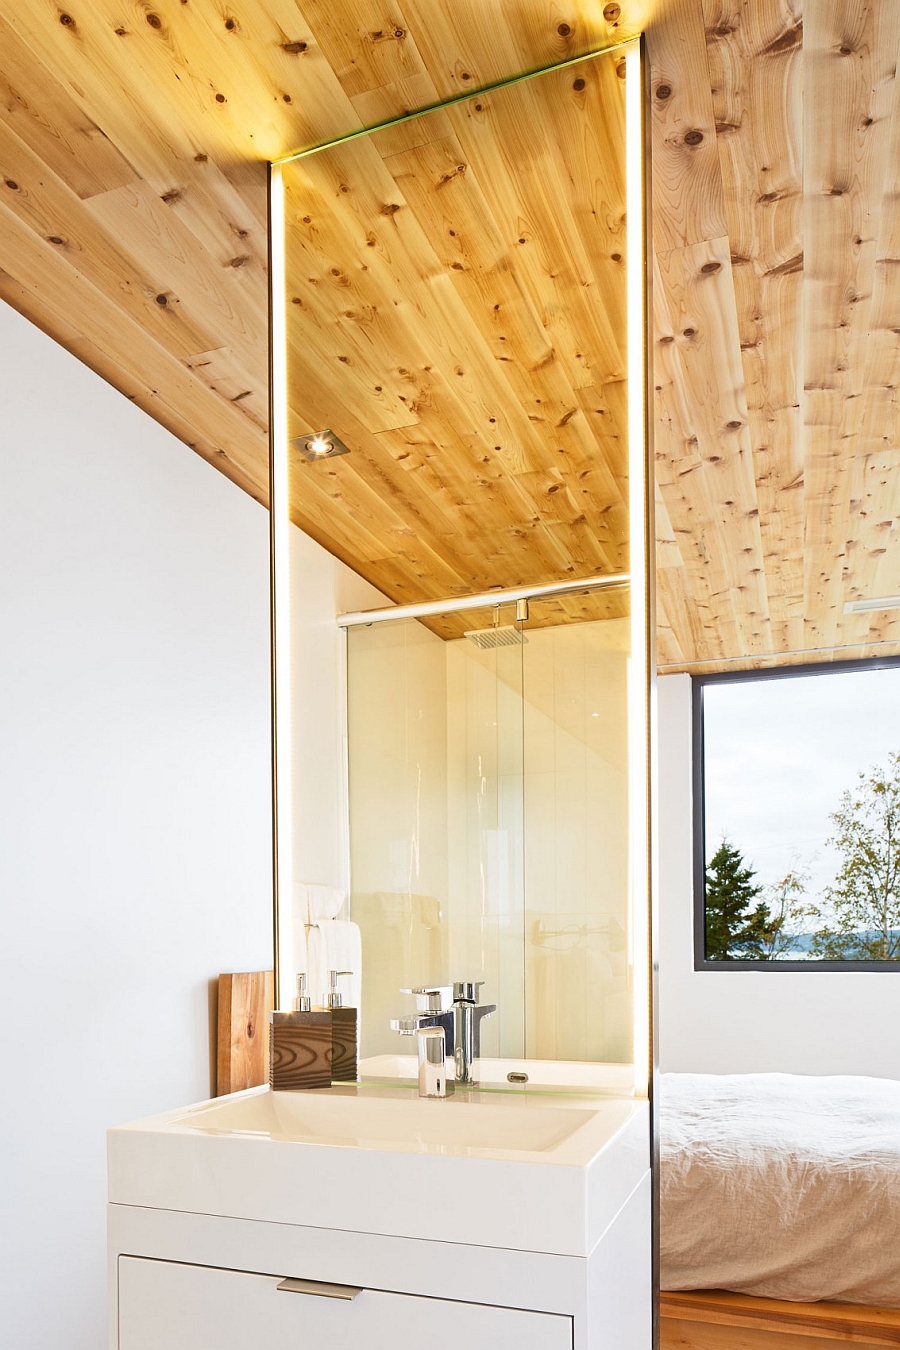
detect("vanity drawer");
top-left (118, 1255), bottom-right (573, 1349)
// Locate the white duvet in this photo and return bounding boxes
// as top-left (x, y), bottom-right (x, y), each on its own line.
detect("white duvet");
top-left (660, 1073), bottom-right (900, 1306)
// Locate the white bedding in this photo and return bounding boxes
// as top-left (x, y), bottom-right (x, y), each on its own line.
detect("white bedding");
top-left (660, 1072), bottom-right (900, 1306)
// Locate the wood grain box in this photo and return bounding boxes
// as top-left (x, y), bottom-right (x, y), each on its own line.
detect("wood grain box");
top-left (269, 1011), bottom-right (333, 1090)
top-left (269, 1008), bottom-right (358, 1090)
top-left (330, 1007), bottom-right (358, 1082)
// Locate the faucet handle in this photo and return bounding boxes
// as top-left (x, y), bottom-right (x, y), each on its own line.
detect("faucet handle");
top-left (402, 985), bottom-right (453, 1012)
top-left (416, 1027), bottom-right (447, 1098)
top-left (453, 980), bottom-right (485, 1003)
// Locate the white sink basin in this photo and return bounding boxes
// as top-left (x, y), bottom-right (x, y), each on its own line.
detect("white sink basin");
top-left (109, 1083), bottom-right (649, 1257)
top-left (185, 1086), bottom-right (597, 1154)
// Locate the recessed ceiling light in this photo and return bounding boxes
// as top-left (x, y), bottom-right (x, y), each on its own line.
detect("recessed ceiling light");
top-left (843, 595), bottom-right (900, 614)
top-left (292, 429), bottom-right (351, 463)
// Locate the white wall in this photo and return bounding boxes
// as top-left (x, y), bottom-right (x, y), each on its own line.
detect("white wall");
top-left (287, 526), bottom-right (385, 896)
top-left (657, 673), bottom-right (900, 1079)
top-left (0, 300), bottom-right (274, 1348)
top-left (279, 527), bottom-right (386, 1005)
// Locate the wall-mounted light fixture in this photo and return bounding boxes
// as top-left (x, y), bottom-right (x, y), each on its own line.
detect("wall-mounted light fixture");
top-left (843, 595), bottom-right (900, 614)
top-left (292, 429), bottom-right (351, 463)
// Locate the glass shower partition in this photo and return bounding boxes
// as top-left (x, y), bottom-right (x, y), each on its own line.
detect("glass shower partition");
top-left (343, 580), bottom-right (643, 1087)
top-left (345, 605), bottom-right (527, 1067)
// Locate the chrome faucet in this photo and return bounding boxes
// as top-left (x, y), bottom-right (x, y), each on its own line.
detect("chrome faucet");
top-left (390, 982), bottom-right (497, 1087)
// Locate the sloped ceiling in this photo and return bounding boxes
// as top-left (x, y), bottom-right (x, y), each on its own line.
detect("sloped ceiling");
top-left (0, 0), bottom-right (897, 671)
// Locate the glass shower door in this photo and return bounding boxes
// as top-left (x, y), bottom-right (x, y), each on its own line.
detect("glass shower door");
top-left (346, 607), bottom-right (526, 1063)
top-left (519, 596), bottom-right (635, 1065)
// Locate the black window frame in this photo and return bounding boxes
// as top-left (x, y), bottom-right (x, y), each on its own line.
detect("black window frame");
top-left (692, 655), bottom-right (900, 972)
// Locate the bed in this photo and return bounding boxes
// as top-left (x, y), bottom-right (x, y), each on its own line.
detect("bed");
top-left (659, 1073), bottom-right (900, 1349)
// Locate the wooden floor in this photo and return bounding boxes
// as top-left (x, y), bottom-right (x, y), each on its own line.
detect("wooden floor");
top-left (661, 1290), bottom-right (900, 1349)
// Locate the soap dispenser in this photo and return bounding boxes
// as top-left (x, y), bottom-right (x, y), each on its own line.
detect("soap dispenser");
top-left (327, 970), bottom-right (358, 1082)
top-left (269, 974), bottom-right (333, 1091)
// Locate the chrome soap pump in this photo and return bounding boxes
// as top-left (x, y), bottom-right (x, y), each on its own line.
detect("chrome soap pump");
top-left (269, 974), bottom-right (333, 1091)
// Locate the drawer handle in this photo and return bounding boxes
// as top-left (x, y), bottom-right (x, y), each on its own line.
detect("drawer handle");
top-left (277, 1277), bottom-right (363, 1301)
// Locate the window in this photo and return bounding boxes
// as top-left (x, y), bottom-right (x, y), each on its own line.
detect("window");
top-left (693, 658), bottom-right (900, 969)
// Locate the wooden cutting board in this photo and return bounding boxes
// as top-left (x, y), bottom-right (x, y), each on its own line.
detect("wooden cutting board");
top-left (216, 971), bottom-right (274, 1096)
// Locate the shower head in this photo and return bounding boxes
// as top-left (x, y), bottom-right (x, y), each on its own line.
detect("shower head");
top-left (464, 625), bottom-right (528, 650)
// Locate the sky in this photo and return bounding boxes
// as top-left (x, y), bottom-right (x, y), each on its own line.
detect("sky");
top-left (703, 664), bottom-right (900, 904)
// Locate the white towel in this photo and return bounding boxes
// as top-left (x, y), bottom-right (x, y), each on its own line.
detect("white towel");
top-left (294, 882), bottom-right (346, 924)
top-left (307, 920), bottom-right (362, 1015)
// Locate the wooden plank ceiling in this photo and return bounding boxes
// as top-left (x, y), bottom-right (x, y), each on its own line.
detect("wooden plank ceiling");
top-left (282, 48), bottom-right (632, 639)
top-left (0, 0), bottom-right (898, 670)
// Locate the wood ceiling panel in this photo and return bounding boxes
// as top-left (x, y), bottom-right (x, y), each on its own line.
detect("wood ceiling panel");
top-left (282, 50), bottom-right (631, 611)
top-left (0, 13), bottom-right (139, 200)
top-left (654, 0), bottom-right (900, 672)
top-left (0, 0), bottom-right (898, 669)
top-left (800, 0), bottom-right (900, 661)
top-left (0, 190), bottom-right (267, 496)
top-left (654, 231), bottom-right (774, 664)
top-left (649, 0), bottom-right (727, 253)
top-left (703, 0), bottom-right (804, 653)
top-left (350, 0), bottom-right (640, 101)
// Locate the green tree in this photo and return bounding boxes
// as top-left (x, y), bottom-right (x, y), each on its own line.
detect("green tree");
top-left (810, 752), bottom-right (900, 961)
top-left (704, 840), bottom-right (772, 960)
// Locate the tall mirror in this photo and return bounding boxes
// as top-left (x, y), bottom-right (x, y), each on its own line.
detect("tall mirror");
top-left (344, 585), bottom-right (637, 1082)
top-left (269, 39), bottom-right (652, 1096)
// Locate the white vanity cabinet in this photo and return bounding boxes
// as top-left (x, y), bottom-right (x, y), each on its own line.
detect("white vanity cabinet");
top-left (108, 1086), bottom-right (652, 1350)
top-left (118, 1256), bottom-right (572, 1349)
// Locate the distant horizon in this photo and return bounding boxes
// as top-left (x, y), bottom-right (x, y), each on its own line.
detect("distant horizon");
top-left (703, 664), bottom-right (900, 909)
top-left (762, 929), bottom-right (900, 960)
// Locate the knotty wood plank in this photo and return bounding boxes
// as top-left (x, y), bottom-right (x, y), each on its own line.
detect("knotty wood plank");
top-left (0, 13), bottom-right (139, 201)
top-left (649, 0), bottom-right (727, 254)
top-left (281, 49), bottom-right (633, 608)
top-left (291, 0), bottom-right (433, 105)
top-left (0, 1), bottom-right (357, 173)
top-left (655, 235), bottom-right (769, 662)
top-left (185, 346), bottom-right (268, 434)
top-left (217, 970), bottom-right (275, 1095)
top-left (371, 0), bottom-right (641, 99)
top-left (802, 0), bottom-right (900, 655)
top-left (0, 117), bottom-right (221, 361)
top-left (661, 1291), bottom-right (900, 1348)
top-left (653, 348), bottom-right (725, 663)
top-left (85, 179), bottom-right (266, 358)
top-left (0, 196), bottom-right (268, 500)
top-left (702, 0), bottom-right (803, 650)
top-left (835, 33), bottom-right (900, 652)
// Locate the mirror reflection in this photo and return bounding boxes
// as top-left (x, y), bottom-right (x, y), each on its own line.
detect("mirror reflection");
top-left (347, 595), bottom-right (635, 1071)
top-left (271, 41), bottom-right (650, 1098)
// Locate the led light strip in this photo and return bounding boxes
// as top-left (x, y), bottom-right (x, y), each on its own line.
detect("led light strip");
top-left (272, 38), bottom-right (635, 167)
top-left (337, 572), bottom-right (630, 627)
top-left (268, 162), bottom-right (295, 1010)
top-left (843, 596), bottom-right (900, 614)
top-left (625, 38), bottom-right (651, 1099)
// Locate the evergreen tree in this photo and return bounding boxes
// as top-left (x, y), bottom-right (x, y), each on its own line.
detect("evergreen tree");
top-left (704, 839), bottom-right (772, 960)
